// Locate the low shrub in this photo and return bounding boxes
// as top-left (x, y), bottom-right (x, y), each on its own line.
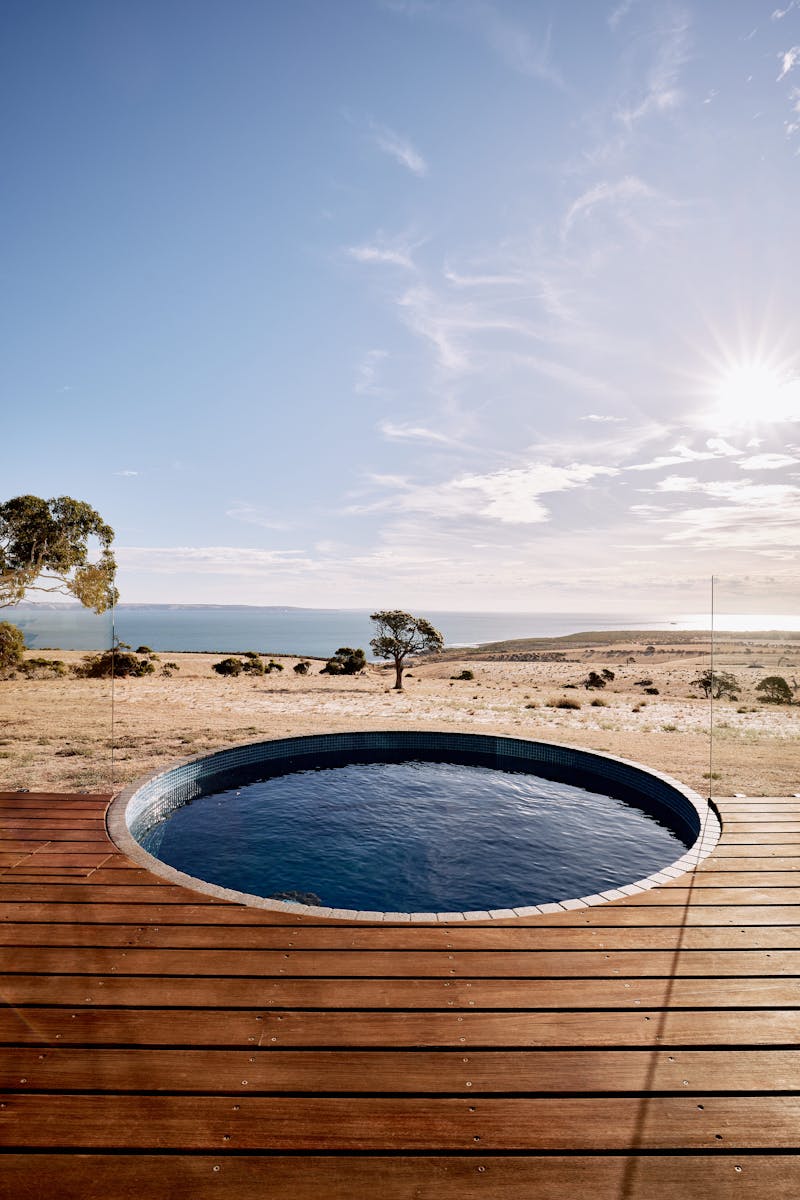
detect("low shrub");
top-left (0, 621), bottom-right (25, 673)
top-left (74, 649), bottom-right (155, 678)
top-left (320, 647), bottom-right (366, 675)
top-left (18, 657), bottom-right (68, 678)
top-left (293, 661), bottom-right (311, 675)
top-left (212, 657), bottom-right (243, 677)
top-left (548, 696), bottom-right (581, 710)
top-left (452, 669), bottom-right (474, 681)
top-left (590, 697), bottom-right (608, 707)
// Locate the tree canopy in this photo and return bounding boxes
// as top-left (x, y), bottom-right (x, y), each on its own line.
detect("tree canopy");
top-left (370, 610), bottom-right (444, 690)
top-left (0, 494), bottom-right (117, 612)
top-left (756, 675), bottom-right (793, 704)
top-left (691, 669), bottom-right (739, 700)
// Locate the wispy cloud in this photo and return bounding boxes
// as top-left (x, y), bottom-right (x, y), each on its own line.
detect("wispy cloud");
top-left (444, 267), bottom-right (524, 288)
top-left (378, 420), bottom-right (459, 445)
top-left (513, 353), bottom-right (622, 399)
top-left (631, 479), bottom-right (800, 550)
top-left (626, 437), bottom-right (741, 472)
top-left (739, 452), bottom-right (799, 470)
top-left (114, 469), bottom-right (139, 477)
top-left (778, 46), bottom-right (800, 81)
top-left (369, 122), bottom-right (428, 175)
top-left (609, 0), bottom-right (639, 29)
top-left (773, 2), bottom-right (798, 18)
top-left (581, 413), bottom-right (626, 423)
top-left (355, 349), bottom-right (389, 396)
top-left (225, 503), bottom-right (288, 531)
top-left (349, 460), bottom-right (618, 525)
top-left (396, 284), bottom-right (544, 374)
top-left (615, 9), bottom-right (691, 127)
top-left (383, 0), bottom-right (562, 86)
top-left (476, 6), bottom-right (562, 86)
top-left (561, 175), bottom-right (659, 237)
top-left (117, 545), bottom-right (312, 574)
top-left (348, 242), bottom-right (416, 269)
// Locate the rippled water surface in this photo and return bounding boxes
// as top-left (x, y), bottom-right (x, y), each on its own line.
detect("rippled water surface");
top-left (140, 760), bottom-right (689, 911)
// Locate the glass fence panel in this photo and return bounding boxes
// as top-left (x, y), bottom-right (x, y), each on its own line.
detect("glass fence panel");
top-left (1, 602), bottom-right (114, 795)
top-left (710, 576), bottom-right (800, 800)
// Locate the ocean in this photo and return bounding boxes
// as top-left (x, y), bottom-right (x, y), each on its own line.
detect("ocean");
top-left (7, 605), bottom-right (800, 657)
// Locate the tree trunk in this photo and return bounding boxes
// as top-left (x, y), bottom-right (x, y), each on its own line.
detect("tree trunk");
top-left (394, 659), bottom-right (404, 690)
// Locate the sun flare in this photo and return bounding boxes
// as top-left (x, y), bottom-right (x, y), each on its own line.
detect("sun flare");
top-left (710, 359), bottom-right (799, 427)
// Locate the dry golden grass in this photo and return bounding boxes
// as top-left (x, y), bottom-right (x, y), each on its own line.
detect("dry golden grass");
top-left (1, 638), bottom-right (798, 796)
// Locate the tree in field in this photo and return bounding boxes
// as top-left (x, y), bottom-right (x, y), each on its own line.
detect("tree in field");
top-left (0, 621), bottom-right (25, 673)
top-left (320, 647), bottom-right (366, 676)
top-left (370, 610), bottom-right (444, 691)
top-left (0, 494), bottom-right (117, 612)
top-left (691, 669), bottom-right (740, 700)
top-left (756, 676), bottom-right (793, 704)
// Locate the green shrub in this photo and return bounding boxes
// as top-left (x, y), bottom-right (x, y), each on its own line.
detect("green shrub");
top-left (212, 657), bottom-right (243, 677)
top-left (321, 647), bottom-right (366, 675)
top-left (136, 646), bottom-right (154, 655)
top-left (18, 657), bottom-right (68, 678)
top-left (74, 649), bottom-right (155, 678)
top-left (452, 669), bottom-right (474, 681)
top-left (0, 621), bottom-right (25, 673)
top-left (266, 660), bottom-right (284, 673)
top-left (293, 661), bottom-right (311, 675)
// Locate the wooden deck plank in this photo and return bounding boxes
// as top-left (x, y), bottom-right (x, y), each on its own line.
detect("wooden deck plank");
top-left (5, 1093), bottom-right (800, 1150)
top-left (3, 973), bottom-right (800, 1008)
top-left (3, 1046), bottom-right (800, 1094)
top-left (9, 898), bottom-right (800, 927)
top-left (2, 1006), bottom-right (799, 1047)
top-left (8, 919), bottom-right (800, 950)
top-left (1, 1154), bottom-right (796, 1200)
top-left (4, 944), bottom-right (800, 978)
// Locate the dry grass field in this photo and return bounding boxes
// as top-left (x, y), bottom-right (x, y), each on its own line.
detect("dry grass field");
top-left (1, 633), bottom-right (799, 796)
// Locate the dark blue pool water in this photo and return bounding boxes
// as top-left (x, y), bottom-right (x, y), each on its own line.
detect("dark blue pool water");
top-left (139, 759), bottom-right (688, 911)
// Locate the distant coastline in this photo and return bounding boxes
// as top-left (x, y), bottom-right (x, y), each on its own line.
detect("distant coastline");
top-left (6, 603), bottom-right (800, 657)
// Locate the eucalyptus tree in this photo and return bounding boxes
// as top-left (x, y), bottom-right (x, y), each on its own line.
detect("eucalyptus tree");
top-left (0, 494), bottom-right (117, 612)
top-left (370, 610), bottom-right (444, 691)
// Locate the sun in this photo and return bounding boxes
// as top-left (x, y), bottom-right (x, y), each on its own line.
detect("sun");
top-left (709, 359), bottom-right (799, 428)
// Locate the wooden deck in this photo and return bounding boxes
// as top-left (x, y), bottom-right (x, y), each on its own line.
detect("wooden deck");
top-left (2, 790), bottom-right (800, 1197)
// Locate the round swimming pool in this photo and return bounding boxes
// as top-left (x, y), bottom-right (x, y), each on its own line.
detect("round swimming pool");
top-left (109, 731), bottom-right (720, 920)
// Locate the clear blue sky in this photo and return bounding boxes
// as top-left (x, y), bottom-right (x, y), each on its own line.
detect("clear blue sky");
top-left (3, 0), bottom-right (799, 612)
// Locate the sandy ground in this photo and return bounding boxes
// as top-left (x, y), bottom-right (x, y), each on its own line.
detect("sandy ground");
top-left (1, 636), bottom-right (799, 797)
